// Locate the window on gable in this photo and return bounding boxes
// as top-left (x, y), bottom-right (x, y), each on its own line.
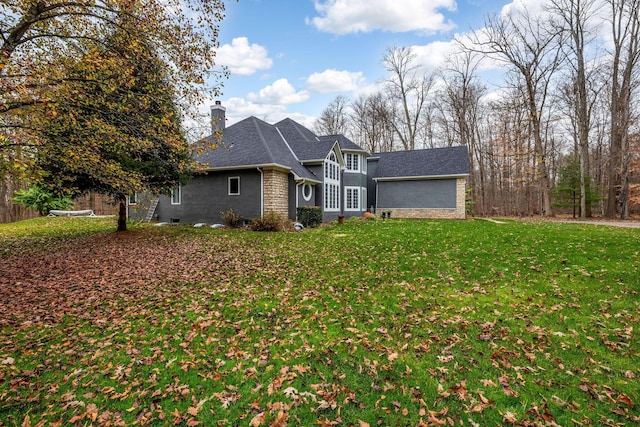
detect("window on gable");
top-left (171, 186), bottom-right (181, 205)
top-left (128, 193), bottom-right (137, 205)
top-left (228, 176), bottom-right (240, 195)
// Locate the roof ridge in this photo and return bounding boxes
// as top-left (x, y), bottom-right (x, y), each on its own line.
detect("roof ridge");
top-left (275, 125), bottom-right (301, 162)
top-left (249, 117), bottom-right (276, 163)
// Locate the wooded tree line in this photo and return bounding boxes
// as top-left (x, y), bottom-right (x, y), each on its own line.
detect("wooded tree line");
top-left (314, 0), bottom-right (640, 219)
top-left (1, 0), bottom-right (228, 229)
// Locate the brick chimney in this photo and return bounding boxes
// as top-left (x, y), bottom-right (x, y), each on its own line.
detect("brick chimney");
top-left (211, 100), bottom-right (226, 134)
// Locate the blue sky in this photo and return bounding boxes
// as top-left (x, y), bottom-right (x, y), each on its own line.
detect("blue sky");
top-left (209, 0), bottom-right (517, 129)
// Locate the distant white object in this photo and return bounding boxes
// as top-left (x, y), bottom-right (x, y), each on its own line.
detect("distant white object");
top-left (154, 222), bottom-right (169, 227)
top-left (193, 223), bottom-right (207, 228)
top-left (48, 209), bottom-right (95, 217)
top-left (211, 224), bottom-right (226, 229)
top-left (294, 222), bottom-right (304, 232)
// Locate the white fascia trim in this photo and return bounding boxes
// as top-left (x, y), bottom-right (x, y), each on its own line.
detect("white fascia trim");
top-left (292, 173), bottom-right (322, 185)
top-left (374, 174), bottom-right (469, 181)
top-left (330, 141), bottom-right (345, 166)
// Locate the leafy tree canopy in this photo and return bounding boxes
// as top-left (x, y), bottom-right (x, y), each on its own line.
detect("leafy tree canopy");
top-left (1, 0), bottom-right (229, 177)
top-left (33, 12), bottom-right (196, 230)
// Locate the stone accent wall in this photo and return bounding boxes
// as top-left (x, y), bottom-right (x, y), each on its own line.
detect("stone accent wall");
top-left (386, 178), bottom-right (467, 220)
top-left (263, 169), bottom-right (289, 216)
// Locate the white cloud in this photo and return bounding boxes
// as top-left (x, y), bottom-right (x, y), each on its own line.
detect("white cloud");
top-left (306, 69), bottom-right (366, 93)
top-left (500, 0), bottom-right (547, 18)
top-left (248, 79), bottom-right (310, 105)
top-left (222, 98), bottom-right (287, 125)
top-left (204, 98), bottom-right (317, 128)
top-left (308, 0), bottom-right (457, 35)
top-left (411, 41), bottom-right (459, 71)
top-left (216, 37), bottom-right (273, 76)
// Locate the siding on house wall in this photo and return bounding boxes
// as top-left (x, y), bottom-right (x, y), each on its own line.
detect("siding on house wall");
top-left (343, 162), bottom-right (368, 218)
top-left (292, 180), bottom-right (317, 221)
top-left (377, 178), bottom-right (466, 219)
top-left (377, 179), bottom-right (456, 209)
top-left (151, 170), bottom-right (262, 224)
top-left (262, 169), bottom-right (288, 216)
top-left (306, 163), bottom-right (337, 222)
top-left (128, 193), bottom-right (155, 222)
top-left (366, 159), bottom-right (379, 212)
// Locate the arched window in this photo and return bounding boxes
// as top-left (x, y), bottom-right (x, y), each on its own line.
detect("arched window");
top-left (324, 151), bottom-right (340, 211)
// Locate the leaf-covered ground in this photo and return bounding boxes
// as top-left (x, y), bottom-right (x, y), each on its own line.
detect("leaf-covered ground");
top-left (0, 217), bottom-right (639, 426)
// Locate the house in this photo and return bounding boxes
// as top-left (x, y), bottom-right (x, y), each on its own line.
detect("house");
top-left (129, 102), bottom-right (469, 224)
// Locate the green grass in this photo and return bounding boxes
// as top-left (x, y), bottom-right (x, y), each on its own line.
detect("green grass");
top-left (0, 216), bottom-right (116, 256)
top-left (0, 217), bottom-right (639, 426)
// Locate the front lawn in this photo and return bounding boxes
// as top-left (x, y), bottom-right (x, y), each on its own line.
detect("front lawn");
top-left (0, 217), bottom-right (638, 426)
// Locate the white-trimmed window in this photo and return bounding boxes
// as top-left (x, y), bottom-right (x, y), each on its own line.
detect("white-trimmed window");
top-left (302, 183), bottom-right (313, 201)
top-left (324, 152), bottom-right (340, 211)
top-left (345, 186), bottom-right (361, 211)
top-left (228, 176), bottom-right (240, 196)
top-left (128, 193), bottom-right (137, 205)
top-left (171, 186), bottom-right (181, 205)
top-left (345, 153), bottom-right (360, 173)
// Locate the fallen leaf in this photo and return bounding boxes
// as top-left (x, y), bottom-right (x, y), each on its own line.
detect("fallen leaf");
top-left (250, 412), bottom-right (265, 427)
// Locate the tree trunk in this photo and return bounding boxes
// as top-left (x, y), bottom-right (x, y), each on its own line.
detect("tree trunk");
top-left (117, 196), bottom-right (127, 232)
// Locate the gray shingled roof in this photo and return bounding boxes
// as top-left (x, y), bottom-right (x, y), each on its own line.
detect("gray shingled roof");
top-left (275, 118), bottom-right (318, 143)
top-left (373, 146), bottom-right (469, 179)
top-left (274, 120), bottom-right (367, 162)
top-left (319, 135), bottom-right (368, 153)
top-left (195, 117), bottom-right (320, 182)
top-left (285, 138), bottom-right (337, 162)
top-left (274, 119), bottom-right (337, 162)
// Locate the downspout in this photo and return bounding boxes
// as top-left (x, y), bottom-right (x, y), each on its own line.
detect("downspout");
top-left (295, 181), bottom-right (302, 221)
top-left (257, 167), bottom-right (264, 218)
top-left (340, 168), bottom-right (345, 217)
top-left (296, 181), bottom-right (304, 214)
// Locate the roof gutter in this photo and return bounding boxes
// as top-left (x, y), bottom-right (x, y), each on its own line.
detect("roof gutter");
top-left (198, 163), bottom-right (292, 173)
top-left (374, 173), bottom-right (469, 182)
top-left (257, 167), bottom-right (264, 218)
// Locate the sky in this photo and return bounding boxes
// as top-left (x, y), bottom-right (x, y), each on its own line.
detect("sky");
top-left (205, 0), bottom-right (523, 130)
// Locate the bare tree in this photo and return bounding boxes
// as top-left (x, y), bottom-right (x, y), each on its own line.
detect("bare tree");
top-left (351, 92), bottom-right (395, 153)
top-left (463, 6), bottom-right (564, 216)
top-left (383, 46), bottom-right (435, 150)
top-left (549, 0), bottom-right (601, 219)
top-left (605, 0), bottom-right (640, 219)
top-left (437, 51), bottom-right (487, 214)
top-left (314, 95), bottom-right (351, 136)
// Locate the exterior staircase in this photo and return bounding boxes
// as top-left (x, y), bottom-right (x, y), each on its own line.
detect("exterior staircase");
top-left (144, 197), bottom-right (160, 222)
